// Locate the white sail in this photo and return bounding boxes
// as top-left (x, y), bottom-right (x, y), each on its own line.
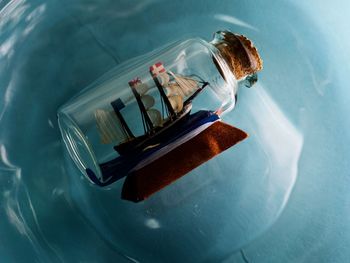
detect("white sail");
top-left (141, 91), bottom-right (161, 127)
top-left (168, 95), bottom-right (183, 113)
top-left (135, 82), bottom-right (149, 95)
top-left (95, 109), bottom-right (126, 144)
top-left (132, 79), bottom-right (162, 127)
top-left (158, 72), bottom-right (170, 87)
top-left (147, 108), bottom-right (162, 127)
top-left (169, 71), bottom-right (199, 97)
top-left (141, 94), bottom-right (155, 109)
top-left (166, 83), bottom-right (186, 97)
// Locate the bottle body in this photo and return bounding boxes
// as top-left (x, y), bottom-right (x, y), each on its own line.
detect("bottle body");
top-left (58, 36), bottom-right (241, 181)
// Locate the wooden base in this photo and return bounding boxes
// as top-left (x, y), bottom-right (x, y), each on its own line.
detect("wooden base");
top-left (121, 121), bottom-right (248, 202)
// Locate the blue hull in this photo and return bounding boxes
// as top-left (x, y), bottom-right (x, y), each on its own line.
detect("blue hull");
top-left (86, 110), bottom-right (219, 186)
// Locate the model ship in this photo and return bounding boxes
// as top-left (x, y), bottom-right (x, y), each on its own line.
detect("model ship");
top-left (85, 59), bottom-right (252, 202)
top-left (86, 62), bottom-right (216, 184)
top-left (87, 34), bottom-right (265, 203)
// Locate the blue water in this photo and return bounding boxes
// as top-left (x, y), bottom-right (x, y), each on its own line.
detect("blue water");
top-left (1, 0), bottom-right (350, 262)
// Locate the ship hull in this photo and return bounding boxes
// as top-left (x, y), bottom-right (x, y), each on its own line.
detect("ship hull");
top-left (85, 110), bottom-right (219, 186)
top-left (122, 121), bottom-right (248, 202)
top-left (114, 106), bottom-right (192, 156)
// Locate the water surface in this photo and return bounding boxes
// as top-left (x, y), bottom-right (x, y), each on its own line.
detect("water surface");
top-left (1, 0), bottom-right (350, 262)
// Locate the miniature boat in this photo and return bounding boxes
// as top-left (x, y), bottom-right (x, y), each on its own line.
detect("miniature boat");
top-left (86, 62), bottom-right (213, 186)
top-left (88, 105), bottom-right (248, 202)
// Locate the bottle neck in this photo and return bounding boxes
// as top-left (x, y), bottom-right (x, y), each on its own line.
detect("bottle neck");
top-left (210, 31), bottom-right (263, 82)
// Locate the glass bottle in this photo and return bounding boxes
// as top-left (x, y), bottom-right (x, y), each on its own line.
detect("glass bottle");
top-left (57, 30), bottom-right (262, 187)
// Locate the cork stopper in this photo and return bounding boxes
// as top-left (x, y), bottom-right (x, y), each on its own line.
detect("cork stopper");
top-left (212, 31), bottom-right (263, 80)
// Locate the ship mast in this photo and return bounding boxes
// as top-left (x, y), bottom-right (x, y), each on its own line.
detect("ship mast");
top-left (129, 80), bottom-right (155, 134)
top-left (151, 74), bottom-right (177, 119)
top-left (110, 98), bottom-right (135, 139)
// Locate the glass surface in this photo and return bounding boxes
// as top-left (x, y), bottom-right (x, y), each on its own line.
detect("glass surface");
top-left (1, 0), bottom-right (350, 262)
top-left (57, 38), bottom-right (237, 179)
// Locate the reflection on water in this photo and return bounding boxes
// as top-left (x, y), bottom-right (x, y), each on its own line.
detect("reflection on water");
top-left (213, 14), bottom-right (258, 31)
top-left (1, 0), bottom-right (348, 262)
top-left (0, 144), bottom-right (63, 262)
top-left (228, 84), bottom-right (303, 214)
top-left (145, 218), bottom-right (161, 229)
